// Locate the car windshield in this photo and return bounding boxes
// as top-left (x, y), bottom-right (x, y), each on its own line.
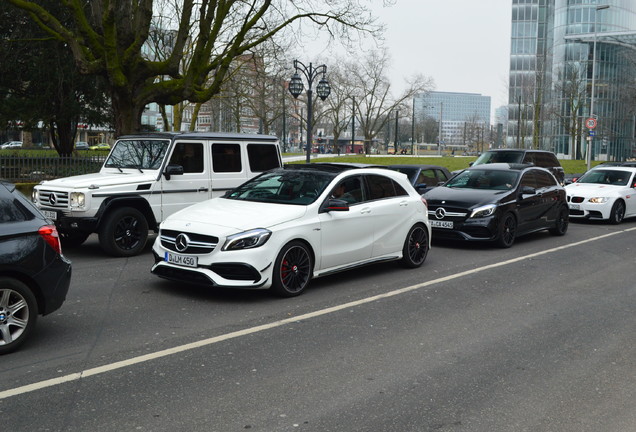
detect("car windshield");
top-left (226, 169), bottom-right (334, 205)
top-left (445, 169), bottom-right (520, 190)
top-left (104, 139), bottom-right (170, 170)
top-left (577, 169), bottom-right (631, 186)
top-left (473, 151), bottom-right (524, 165)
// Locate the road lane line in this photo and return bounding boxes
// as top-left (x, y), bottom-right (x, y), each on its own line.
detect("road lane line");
top-left (2, 228), bottom-right (633, 400)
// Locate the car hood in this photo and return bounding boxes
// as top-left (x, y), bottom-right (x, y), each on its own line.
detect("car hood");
top-left (565, 183), bottom-right (626, 196)
top-left (423, 186), bottom-right (511, 208)
top-left (161, 198), bottom-right (308, 234)
top-left (38, 171), bottom-right (157, 189)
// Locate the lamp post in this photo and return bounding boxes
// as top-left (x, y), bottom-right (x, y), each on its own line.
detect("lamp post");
top-left (351, 97), bottom-right (356, 154)
top-left (587, 4), bottom-right (610, 170)
top-left (288, 60), bottom-right (330, 163)
top-left (411, 98), bottom-right (416, 155)
top-left (438, 102), bottom-right (444, 156)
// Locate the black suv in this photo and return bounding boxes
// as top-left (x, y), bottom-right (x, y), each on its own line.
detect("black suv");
top-left (472, 149), bottom-right (565, 184)
top-left (0, 181), bottom-right (72, 354)
top-left (423, 163), bottom-right (569, 248)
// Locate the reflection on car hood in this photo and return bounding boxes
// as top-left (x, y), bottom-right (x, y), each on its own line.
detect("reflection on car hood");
top-left (565, 183), bottom-right (625, 196)
top-left (423, 186), bottom-right (511, 208)
top-left (162, 198), bottom-right (308, 234)
top-left (39, 171), bottom-right (157, 188)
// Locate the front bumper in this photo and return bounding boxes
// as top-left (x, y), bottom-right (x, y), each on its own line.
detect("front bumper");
top-left (567, 201), bottom-right (612, 220)
top-left (430, 214), bottom-right (500, 242)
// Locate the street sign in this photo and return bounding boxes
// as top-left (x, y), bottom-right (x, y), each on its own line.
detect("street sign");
top-left (585, 117), bottom-right (597, 129)
top-left (589, 130), bottom-right (595, 136)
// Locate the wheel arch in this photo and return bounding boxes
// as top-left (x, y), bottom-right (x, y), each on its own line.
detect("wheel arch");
top-left (0, 272), bottom-right (43, 315)
top-left (96, 196), bottom-right (158, 231)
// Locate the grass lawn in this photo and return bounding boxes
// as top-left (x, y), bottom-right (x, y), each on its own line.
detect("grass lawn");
top-left (285, 154), bottom-right (603, 174)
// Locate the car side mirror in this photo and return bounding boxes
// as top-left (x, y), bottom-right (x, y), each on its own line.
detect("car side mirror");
top-left (323, 198), bottom-right (350, 212)
top-left (163, 164), bottom-right (184, 180)
top-left (520, 186), bottom-right (536, 196)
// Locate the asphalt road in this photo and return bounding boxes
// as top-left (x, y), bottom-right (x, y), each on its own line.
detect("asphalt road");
top-left (1, 219), bottom-right (635, 432)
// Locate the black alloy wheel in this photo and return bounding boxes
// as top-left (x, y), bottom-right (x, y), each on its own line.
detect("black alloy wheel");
top-left (99, 207), bottom-right (149, 257)
top-left (0, 278), bottom-right (38, 355)
top-left (549, 206), bottom-right (569, 236)
top-left (609, 200), bottom-right (625, 225)
top-left (496, 212), bottom-right (517, 248)
top-left (271, 241), bottom-right (313, 297)
top-left (402, 224), bottom-right (429, 268)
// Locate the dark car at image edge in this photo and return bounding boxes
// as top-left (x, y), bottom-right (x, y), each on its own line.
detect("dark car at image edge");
top-left (0, 180), bottom-right (72, 354)
top-left (423, 163), bottom-right (569, 248)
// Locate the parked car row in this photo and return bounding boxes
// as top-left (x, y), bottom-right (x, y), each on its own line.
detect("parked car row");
top-left (6, 135), bottom-right (635, 353)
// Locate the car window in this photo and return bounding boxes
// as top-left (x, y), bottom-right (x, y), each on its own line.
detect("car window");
top-left (0, 196), bottom-right (33, 222)
top-left (436, 169), bottom-right (449, 182)
top-left (416, 169), bottom-right (438, 187)
top-left (447, 169), bottom-right (519, 190)
top-left (170, 142), bottom-right (204, 173)
top-left (520, 171), bottom-right (538, 189)
top-left (577, 169), bottom-right (630, 185)
top-left (212, 143), bottom-right (241, 173)
top-left (535, 170), bottom-right (557, 188)
top-left (247, 143), bottom-right (280, 172)
top-left (364, 174), bottom-right (407, 200)
top-left (474, 151), bottom-right (524, 165)
top-left (329, 176), bottom-right (363, 204)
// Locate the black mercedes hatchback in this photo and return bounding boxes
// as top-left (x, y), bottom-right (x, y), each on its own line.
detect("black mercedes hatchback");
top-left (423, 163), bottom-right (569, 248)
top-left (0, 180), bottom-right (72, 354)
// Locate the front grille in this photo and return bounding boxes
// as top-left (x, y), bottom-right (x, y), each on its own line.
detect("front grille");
top-left (153, 265), bottom-right (215, 286)
top-left (570, 209), bottom-right (584, 216)
top-left (570, 196), bottom-right (584, 203)
top-left (160, 229), bottom-right (218, 254)
top-left (427, 206), bottom-right (468, 221)
top-left (37, 189), bottom-right (69, 208)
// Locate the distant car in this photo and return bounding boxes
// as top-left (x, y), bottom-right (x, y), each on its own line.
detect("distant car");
top-left (565, 166), bottom-right (636, 224)
top-left (88, 143), bottom-right (110, 151)
top-left (151, 164), bottom-right (430, 297)
top-left (1, 141), bottom-right (23, 150)
top-left (423, 163), bottom-right (568, 248)
top-left (75, 141), bottom-right (89, 150)
top-left (471, 148), bottom-right (565, 185)
top-left (0, 180), bottom-right (72, 354)
top-left (386, 164), bottom-right (452, 194)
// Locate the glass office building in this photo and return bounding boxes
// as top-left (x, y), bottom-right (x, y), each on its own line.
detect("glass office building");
top-left (508, 0), bottom-right (636, 160)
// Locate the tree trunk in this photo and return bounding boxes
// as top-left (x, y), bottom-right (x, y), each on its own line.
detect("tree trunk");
top-left (111, 89), bottom-right (144, 136)
top-left (50, 119), bottom-right (76, 157)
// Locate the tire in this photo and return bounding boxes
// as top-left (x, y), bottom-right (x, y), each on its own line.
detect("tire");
top-left (496, 212), bottom-right (517, 248)
top-left (0, 277), bottom-right (38, 355)
top-left (609, 200), bottom-right (625, 225)
top-left (98, 207), bottom-right (149, 257)
top-left (271, 241), bottom-right (313, 297)
top-left (549, 206), bottom-right (569, 236)
top-left (60, 231), bottom-right (90, 248)
top-left (401, 223), bottom-right (429, 268)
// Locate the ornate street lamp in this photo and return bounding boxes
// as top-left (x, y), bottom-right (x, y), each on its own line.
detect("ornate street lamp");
top-left (288, 60), bottom-right (330, 163)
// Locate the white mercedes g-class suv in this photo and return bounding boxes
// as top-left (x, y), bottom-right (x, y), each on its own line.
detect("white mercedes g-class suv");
top-left (32, 132), bottom-right (282, 256)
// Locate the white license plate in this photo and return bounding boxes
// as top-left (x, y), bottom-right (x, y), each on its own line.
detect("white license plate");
top-left (431, 220), bottom-right (454, 229)
top-left (41, 210), bottom-right (57, 220)
top-left (165, 252), bottom-right (198, 268)
top-left (569, 204), bottom-right (580, 210)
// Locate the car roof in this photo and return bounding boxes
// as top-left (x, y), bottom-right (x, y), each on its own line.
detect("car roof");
top-left (283, 162), bottom-right (385, 173)
top-left (590, 166), bottom-right (636, 172)
top-left (386, 164), bottom-right (449, 171)
top-left (466, 162), bottom-right (534, 172)
top-left (484, 148), bottom-right (551, 153)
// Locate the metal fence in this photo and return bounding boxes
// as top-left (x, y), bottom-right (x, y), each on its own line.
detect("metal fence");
top-left (0, 155), bottom-right (105, 183)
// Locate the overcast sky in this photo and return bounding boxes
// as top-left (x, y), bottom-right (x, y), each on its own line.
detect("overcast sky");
top-left (374, 0), bottom-right (512, 111)
top-left (304, 0), bottom-right (512, 118)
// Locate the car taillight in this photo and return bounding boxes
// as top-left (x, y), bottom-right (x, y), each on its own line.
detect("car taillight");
top-left (421, 197), bottom-right (428, 208)
top-left (38, 224), bottom-right (63, 255)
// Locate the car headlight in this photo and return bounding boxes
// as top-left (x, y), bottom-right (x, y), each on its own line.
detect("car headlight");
top-left (70, 192), bottom-right (85, 208)
top-left (588, 197), bottom-right (609, 204)
top-left (469, 204), bottom-right (497, 218)
top-left (222, 228), bottom-right (272, 251)
top-left (32, 188), bottom-right (38, 203)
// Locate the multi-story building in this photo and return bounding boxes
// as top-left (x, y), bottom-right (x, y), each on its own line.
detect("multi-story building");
top-left (415, 91), bottom-right (491, 149)
top-left (508, 0), bottom-right (636, 160)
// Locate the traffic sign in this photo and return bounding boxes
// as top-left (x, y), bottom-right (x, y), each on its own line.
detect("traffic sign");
top-left (589, 130), bottom-right (595, 136)
top-left (585, 117), bottom-right (597, 129)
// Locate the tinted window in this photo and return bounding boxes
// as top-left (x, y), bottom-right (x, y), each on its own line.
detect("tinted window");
top-left (170, 142), bottom-right (204, 173)
top-left (105, 139), bottom-right (170, 170)
top-left (212, 143), bottom-right (241, 173)
top-left (0, 197), bottom-right (31, 222)
top-left (520, 171), bottom-right (538, 189)
top-left (330, 176), bottom-right (363, 204)
top-left (365, 175), bottom-right (406, 199)
top-left (578, 169), bottom-right (631, 186)
top-left (446, 169), bottom-right (519, 190)
top-left (248, 144), bottom-right (280, 172)
top-left (535, 170), bottom-right (557, 188)
top-left (416, 169), bottom-right (439, 187)
top-left (474, 151), bottom-right (524, 165)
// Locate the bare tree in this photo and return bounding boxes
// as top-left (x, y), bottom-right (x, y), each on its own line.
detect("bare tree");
top-left (6, 0), bottom-right (380, 136)
top-left (553, 61), bottom-right (588, 159)
top-left (344, 49), bottom-right (434, 154)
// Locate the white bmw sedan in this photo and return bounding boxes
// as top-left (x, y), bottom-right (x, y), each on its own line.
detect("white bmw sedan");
top-left (151, 164), bottom-right (431, 297)
top-left (565, 166), bottom-right (636, 224)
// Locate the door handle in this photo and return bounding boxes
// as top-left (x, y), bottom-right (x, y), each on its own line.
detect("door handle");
top-left (360, 207), bottom-right (372, 214)
top-left (399, 200), bottom-right (409, 206)
top-left (198, 187), bottom-right (209, 192)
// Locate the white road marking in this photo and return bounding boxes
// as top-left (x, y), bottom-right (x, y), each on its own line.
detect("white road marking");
top-left (1, 228), bottom-right (633, 400)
